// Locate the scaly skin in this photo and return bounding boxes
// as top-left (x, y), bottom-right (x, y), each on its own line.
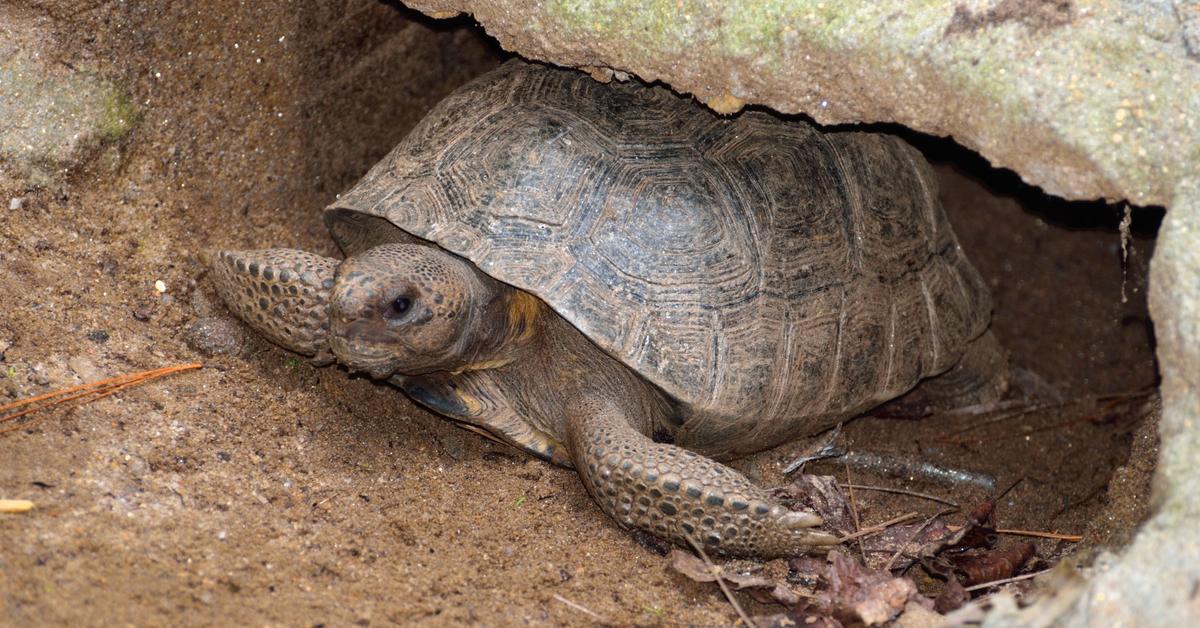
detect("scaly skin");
top-left (566, 397), bottom-right (836, 557)
top-left (210, 243), bottom-right (838, 557)
top-left (210, 249), bottom-right (338, 363)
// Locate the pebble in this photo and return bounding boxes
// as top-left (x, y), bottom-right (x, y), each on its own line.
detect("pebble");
top-left (190, 289), bottom-right (217, 318)
top-left (30, 364), bottom-right (50, 386)
top-left (1, 375), bottom-right (19, 399)
top-left (132, 304), bottom-right (154, 321)
top-left (9, 197), bottom-right (22, 210)
top-left (155, 279), bottom-right (167, 293)
top-left (68, 355), bottom-right (105, 383)
top-left (184, 316), bottom-right (250, 356)
top-left (87, 329), bottom-right (110, 343)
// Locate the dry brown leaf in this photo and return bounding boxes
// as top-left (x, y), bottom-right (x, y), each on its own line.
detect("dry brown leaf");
top-left (827, 550), bottom-right (933, 625)
top-left (949, 541), bottom-right (1037, 586)
top-left (934, 576), bottom-right (970, 613)
top-left (668, 550), bottom-right (801, 606)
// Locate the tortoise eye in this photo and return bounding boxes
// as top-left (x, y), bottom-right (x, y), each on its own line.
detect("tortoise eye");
top-left (385, 295), bottom-right (412, 320)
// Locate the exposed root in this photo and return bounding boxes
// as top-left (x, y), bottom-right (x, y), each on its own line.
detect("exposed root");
top-left (837, 512), bottom-right (920, 543)
top-left (840, 483), bottom-right (959, 509)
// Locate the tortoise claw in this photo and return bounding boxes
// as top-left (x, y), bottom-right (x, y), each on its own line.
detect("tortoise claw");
top-left (781, 511), bottom-right (824, 529)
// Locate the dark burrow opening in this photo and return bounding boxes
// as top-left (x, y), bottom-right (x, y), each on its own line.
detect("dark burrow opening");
top-left (759, 132), bottom-right (1163, 601)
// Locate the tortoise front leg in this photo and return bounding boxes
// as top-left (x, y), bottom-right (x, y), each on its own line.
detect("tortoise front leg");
top-left (394, 371), bottom-right (573, 467)
top-left (210, 249), bottom-right (338, 362)
top-left (566, 398), bottom-right (837, 558)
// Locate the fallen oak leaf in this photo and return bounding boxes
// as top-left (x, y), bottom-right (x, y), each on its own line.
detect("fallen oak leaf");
top-left (860, 515), bottom-right (958, 571)
top-left (788, 555), bottom-right (828, 587)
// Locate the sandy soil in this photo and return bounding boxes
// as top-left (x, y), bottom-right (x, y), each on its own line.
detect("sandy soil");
top-left (1, 3), bottom-right (1159, 625)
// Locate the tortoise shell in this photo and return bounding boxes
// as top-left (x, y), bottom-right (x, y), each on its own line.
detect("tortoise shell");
top-left (325, 61), bottom-right (991, 457)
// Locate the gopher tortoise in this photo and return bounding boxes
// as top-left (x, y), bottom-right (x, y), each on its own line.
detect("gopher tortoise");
top-left (209, 61), bottom-right (1006, 558)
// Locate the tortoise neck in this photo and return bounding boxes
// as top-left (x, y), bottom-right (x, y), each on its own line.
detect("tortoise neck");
top-left (453, 285), bottom-right (546, 373)
top-left (499, 304), bottom-right (673, 444)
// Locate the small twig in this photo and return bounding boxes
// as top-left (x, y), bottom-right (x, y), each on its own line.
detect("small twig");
top-left (837, 512), bottom-right (920, 543)
top-left (995, 477), bottom-right (1023, 502)
top-left (840, 483), bottom-right (959, 509)
top-left (995, 528), bottom-right (1083, 542)
top-left (0, 499), bottom-right (34, 513)
top-left (782, 423), bottom-right (845, 474)
top-left (964, 568), bottom-right (1052, 591)
top-left (552, 593), bottom-right (606, 623)
top-left (683, 533), bottom-right (752, 626)
top-left (0, 363), bottom-right (202, 435)
top-left (844, 462), bottom-right (866, 563)
top-left (882, 508), bottom-right (954, 572)
top-left (932, 390), bottom-right (1153, 445)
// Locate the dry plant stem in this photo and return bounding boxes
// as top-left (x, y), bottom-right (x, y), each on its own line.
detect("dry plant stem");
top-left (844, 462), bottom-right (866, 562)
top-left (963, 568), bottom-right (1052, 592)
top-left (551, 593), bottom-right (606, 623)
top-left (840, 483), bottom-right (959, 508)
top-left (0, 364), bottom-right (202, 435)
top-left (683, 533), bottom-right (753, 627)
top-left (995, 528), bottom-right (1083, 542)
top-left (0, 377), bottom-right (152, 428)
top-left (837, 512), bottom-right (920, 543)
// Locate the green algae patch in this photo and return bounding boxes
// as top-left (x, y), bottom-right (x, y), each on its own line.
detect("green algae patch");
top-left (96, 84), bottom-right (141, 145)
top-left (541, 0), bottom-right (956, 69)
top-left (0, 55), bottom-right (139, 187)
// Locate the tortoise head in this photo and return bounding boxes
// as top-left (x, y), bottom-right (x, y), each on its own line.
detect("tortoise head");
top-left (328, 243), bottom-right (510, 378)
top-left (210, 242), bottom-right (529, 378)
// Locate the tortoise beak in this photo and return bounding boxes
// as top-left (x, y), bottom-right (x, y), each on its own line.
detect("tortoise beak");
top-left (209, 248), bottom-right (338, 357)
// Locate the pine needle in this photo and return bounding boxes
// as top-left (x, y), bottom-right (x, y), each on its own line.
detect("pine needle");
top-left (995, 528), bottom-right (1083, 542)
top-left (0, 363), bottom-right (202, 435)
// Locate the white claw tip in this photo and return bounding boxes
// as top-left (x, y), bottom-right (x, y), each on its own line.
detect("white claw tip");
top-left (782, 511), bottom-right (823, 529)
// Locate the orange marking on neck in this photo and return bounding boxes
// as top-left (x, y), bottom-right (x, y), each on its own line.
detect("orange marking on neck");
top-left (506, 290), bottom-right (543, 343)
top-left (452, 356), bottom-right (514, 375)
